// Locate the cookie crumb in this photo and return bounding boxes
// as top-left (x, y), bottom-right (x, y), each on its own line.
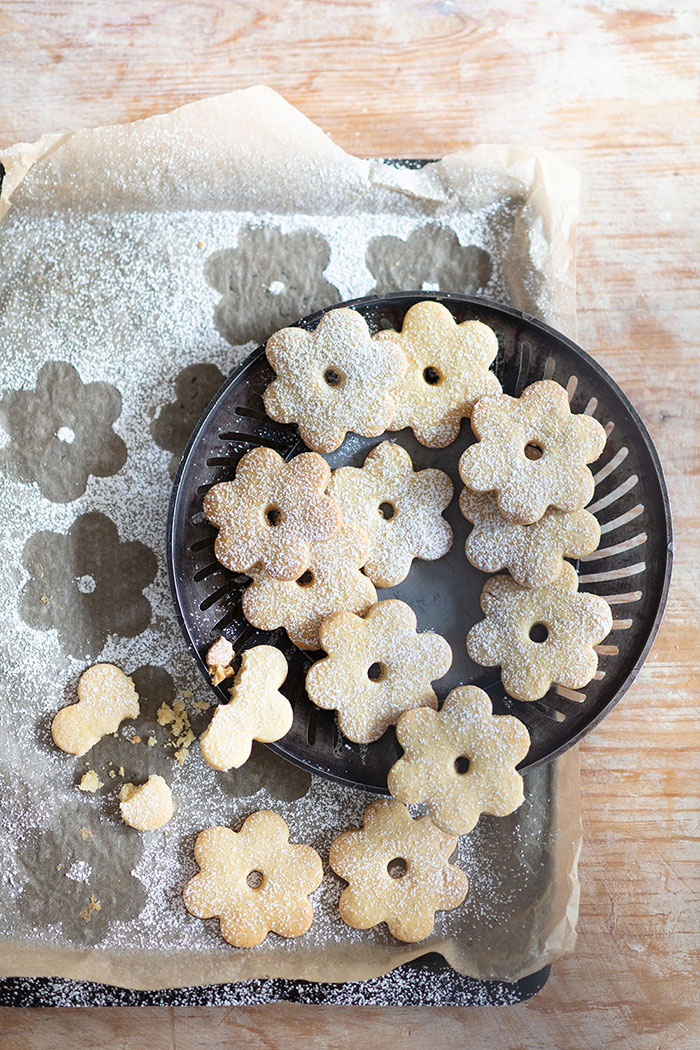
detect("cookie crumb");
top-left (118, 766), bottom-right (124, 776)
top-left (79, 893), bottom-right (101, 923)
top-left (147, 735), bottom-right (157, 747)
top-left (80, 827), bottom-right (93, 841)
top-left (131, 735), bottom-right (141, 744)
top-left (193, 699), bottom-right (211, 712)
top-left (78, 770), bottom-right (103, 793)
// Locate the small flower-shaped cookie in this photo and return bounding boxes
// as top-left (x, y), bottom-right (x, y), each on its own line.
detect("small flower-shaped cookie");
top-left (242, 524), bottom-right (377, 650)
top-left (306, 600), bottom-right (452, 743)
top-left (328, 441), bottom-right (453, 587)
top-left (263, 308), bottom-right (407, 453)
top-left (199, 645), bottom-right (292, 771)
top-left (203, 447), bottom-right (342, 581)
top-left (467, 562), bottom-right (613, 702)
top-left (329, 799), bottom-right (468, 943)
top-left (373, 300), bottom-right (501, 448)
top-left (460, 488), bottom-right (601, 588)
top-left (183, 811), bottom-right (323, 948)
top-left (387, 686), bottom-right (530, 836)
top-left (52, 664), bottom-right (140, 756)
top-left (459, 380), bottom-right (607, 524)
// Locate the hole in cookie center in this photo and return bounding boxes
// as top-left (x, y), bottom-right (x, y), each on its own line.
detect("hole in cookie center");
top-left (387, 857), bottom-right (408, 879)
top-left (246, 869), bottom-right (264, 889)
top-left (529, 622), bottom-right (549, 643)
top-left (367, 661), bottom-right (387, 682)
top-left (454, 756), bottom-right (471, 774)
top-left (423, 366), bottom-right (441, 386)
top-left (265, 505), bottom-right (284, 527)
top-left (296, 570), bottom-right (314, 587)
top-left (524, 442), bottom-right (544, 460)
top-left (324, 368), bottom-right (343, 388)
top-left (378, 502), bottom-right (395, 520)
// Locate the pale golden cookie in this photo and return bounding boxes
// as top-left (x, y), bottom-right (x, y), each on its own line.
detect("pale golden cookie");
top-left (183, 811), bottom-right (323, 948)
top-left (466, 562), bottom-right (613, 702)
top-left (242, 524), bottom-right (377, 650)
top-left (373, 300), bottom-right (501, 448)
top-left (52, 663), bottom-right (140, 756)
top-left (387, 686), bottom-right (530, 836)
top-left (119, 775), bottom-right (174, 831)
top-left (205, 636), bottom-right (235, 687)
top-left (306, 600), bottom-right (452, 744)
top-left (263, 307), bottom-right (407, 453)
top-left (459, 380), bottom-right (607, 524)
top-left (328, 799), bottom-right (468, 943)
top-left (199, 645), bottom-right (292, 771)
top-left (460, 488), bottom-right (601, 588)
top-left (328, 441), bottom-right (453, 587)
top-left (203, 447), bottom-right (342, 581)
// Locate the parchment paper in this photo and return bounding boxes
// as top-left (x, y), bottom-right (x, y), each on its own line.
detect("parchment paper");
top-left (0, 87), bottom-right (581, 990)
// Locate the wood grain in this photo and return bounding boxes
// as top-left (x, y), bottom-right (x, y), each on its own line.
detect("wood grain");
top-left (1, 2), bottom-right (699, 1048)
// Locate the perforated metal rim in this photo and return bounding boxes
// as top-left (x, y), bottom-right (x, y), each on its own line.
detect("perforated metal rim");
top-left (166, 291), bottom-right (673, 793)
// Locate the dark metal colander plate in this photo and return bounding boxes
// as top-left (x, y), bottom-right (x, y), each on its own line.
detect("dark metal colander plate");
top-left (166, 292), bottom-right (672, 793)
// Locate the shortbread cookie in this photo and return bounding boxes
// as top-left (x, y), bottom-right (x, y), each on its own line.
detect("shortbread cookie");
top-left (263, 307), bottom-right (407, 453)
top-left (306, 600), bottom-right (452, 743)
top-left (467, 562), bottom-right (613, 702)
top-left (242, 524), bottom-right (377, 650)
top-left (119, 775), bottom-right (174, 831)
top-left (328, 441), bottom-right (453, 587)
top-left (373, 300), bottom-right (501, 448)
top-left (460, 488), bottom-right (601, 588)
top-left (459, 380), bottom-right (607, 524)
top-left (199, 646), bottom-right (292, 771)
top-left (205, 636), bottom-right (235, 687)
top-left (203, 447), bottom-right (342, 581)
top-left (387, 686), bottom-right (530, 836)
top-left (52, 663), bottom-right (140, 756)
top-left (183, 811), bottom-right (323, 948)
top-left (328, 799), bottom-right (468, 943)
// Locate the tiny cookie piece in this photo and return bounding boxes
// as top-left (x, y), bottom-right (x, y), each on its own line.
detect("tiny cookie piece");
top-left (460, 488), bottom-right (601, 588)
top-left (52, 664), bottom-right (140, 756)
top-left (387, 686), bottom-right (530, 836)
top-left (119, 775), bottom-right (174, 831)
top-left (205, 636), bottom-right (235, 687)
top-left (306, 600), bottom-right (452, 744)
top-left (467, 562), bottom-right (613, 702)
top-left (459, 380), bottom-right (607, 524)
top-left (373, 300), bottom-right (501, 448)
top-left (199, 646), bottom-right (292, 771)
top-left (329, 799), bottom-right (468, 943)
top-left (263, 307), bottom-right (407, 453)
top-left (203, 447), bottom-right (342, 581)
top-left (183, 811), bottom-right (323, 948)
top-left (242, 524), bottom-right (377, 650)
top-left (328, 441), bottom-right (453, 587)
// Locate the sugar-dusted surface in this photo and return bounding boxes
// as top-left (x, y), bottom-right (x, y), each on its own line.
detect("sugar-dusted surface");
top-left (119, 775), bottom-right (174, 832)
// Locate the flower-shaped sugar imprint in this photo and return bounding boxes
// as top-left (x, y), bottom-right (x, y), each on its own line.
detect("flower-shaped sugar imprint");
top-left (0, 360), bottom-right (127, 503)
top-left (52, 663), bottom-right (140, 756)
top-left (466, 562), bottom-right (613, 702)
top-left (329, 799), bottom-right (468, 943)
top-left (373, 300), bottom-right (501, 448)
top-left (183, 810), bottom-right (323, 948)
top-left (460, 489), bottom-right (601, 588)
top-left (200, 645), bottom-right (292, 771)
top-left (387, 686), bottom-right (530, 836)
top-left (151, 362), bottom-right (225, 477)
top-left (459, 380), bottom-right (607, 524)
top-left (203, 447), bottom-right (342, 581)
top-left (306, 600), bottom-right (452, 744)
top-left (329, 441), bottom-right (453, 588)
top-left (366, 224), bottom-right (492, 296)
top-left (242, 524), bottom-right (377, 650)
top-left (263, 308), bottom-right (407, 453)
top-left (20, 511), bottom-right (158, 660)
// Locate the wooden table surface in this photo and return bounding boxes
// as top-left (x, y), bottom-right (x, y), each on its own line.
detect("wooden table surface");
top-left (1, 3), bottom-right (698, 1048)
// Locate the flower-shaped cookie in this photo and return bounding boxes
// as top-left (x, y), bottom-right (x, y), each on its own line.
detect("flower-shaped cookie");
top-left (119, 775), bottom-right (174, 831)
top-left (387, 686), bottom-right (531, 836)
top-left (203, 447), bottom-right (342, 581)
top-left (459, 380), bottom-right (607, 524)
top-left (183, 811), bottom-right (323, 948)
top-left (328, 441), bottom-right (453, 587)
top-left (306, 600), bottom-right (452, 743)
top-left (466, 562), bottom-right (613, 702)
top-left (374, 300), bottom-right (501, 448)
top-left (460, 488), bottom-right (601, 588)
top-left (242, 524), bottom-right (377, 650)
top-left (199, 645), bottom-right (292, 771)
top-left (263, 307), bottom-right (407, 453)
top-left (52, 663), bottom-right (140, 756)
top-left (329, 799), bottom-right (468, 943)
